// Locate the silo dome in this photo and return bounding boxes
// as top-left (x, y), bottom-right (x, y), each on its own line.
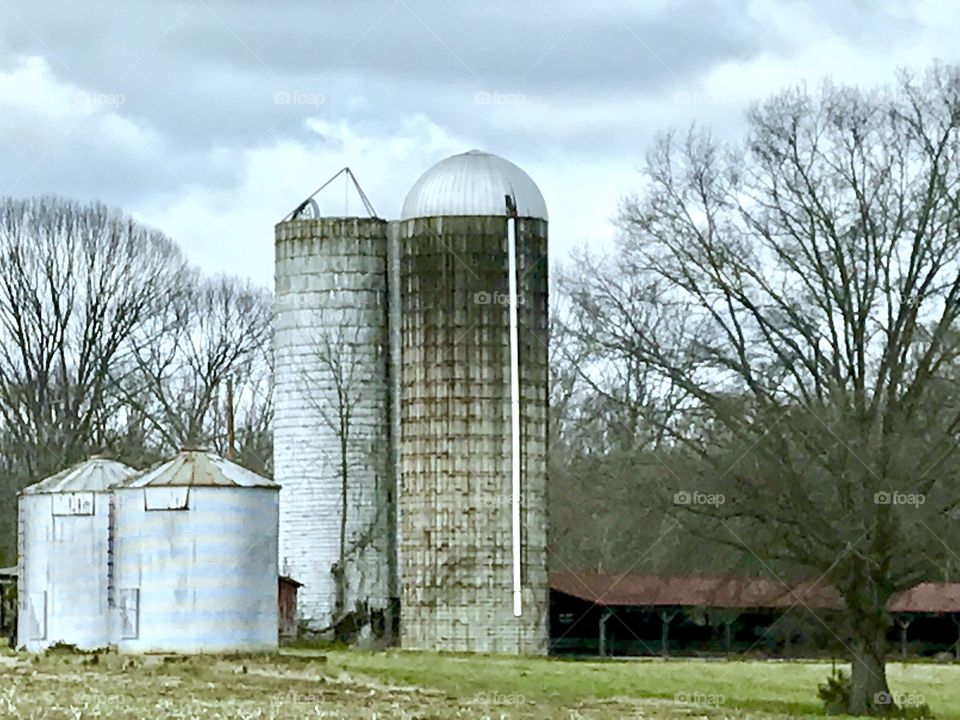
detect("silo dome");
top-left (111, 450), bottom-right (279, 653)
top-left (18, 456), bottom-right (136, 651)
top-left (401, 150), bottom-right (548, 221)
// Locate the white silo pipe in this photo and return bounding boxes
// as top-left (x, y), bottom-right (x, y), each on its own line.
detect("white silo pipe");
top-left (507, 216), bottom-right (522, 617)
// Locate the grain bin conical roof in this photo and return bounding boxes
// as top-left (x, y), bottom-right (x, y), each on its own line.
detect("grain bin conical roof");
top-left (119, 450), bottom-right (277, 489)
top-left (21, 456), bottom-right (136, 494)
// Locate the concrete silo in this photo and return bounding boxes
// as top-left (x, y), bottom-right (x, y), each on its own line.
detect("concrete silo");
top-left (274, 191), bottom-right (394, 635)
top-left (17, 456), bottom-right (135, 651)
top-left (111, 450), bottom-right (278, 653)
top-left (397, 150), bottom-right (550, 653)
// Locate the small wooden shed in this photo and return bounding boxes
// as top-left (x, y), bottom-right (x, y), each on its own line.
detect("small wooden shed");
top-left (278, 575), bottom-right (302, 641)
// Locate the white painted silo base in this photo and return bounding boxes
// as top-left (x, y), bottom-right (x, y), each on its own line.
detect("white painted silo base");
top-left (112, 486), bottom-right (279, 654)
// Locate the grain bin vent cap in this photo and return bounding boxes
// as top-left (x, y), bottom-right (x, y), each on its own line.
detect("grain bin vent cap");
top-left (21, 457), bottom-right (137, 495)
top-left (118, 450), bottom-right (277, 488)
top-left (401, 149), bottom-right (548, 221)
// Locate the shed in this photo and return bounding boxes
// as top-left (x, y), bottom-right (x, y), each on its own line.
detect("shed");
top-left (278, 575), bottom-right (302, 641)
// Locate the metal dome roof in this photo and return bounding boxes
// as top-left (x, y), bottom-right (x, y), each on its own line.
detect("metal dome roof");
top-left (22, 456), bottom-right (136, 494)
top-left (401, 150), bottom-right (548, 221)
top-left (119, 450), bottom-right (277, 489)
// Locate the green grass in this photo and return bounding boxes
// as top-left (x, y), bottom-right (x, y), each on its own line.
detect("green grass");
top-left (320, 650), bottom-right (960, 719)
top-left (0, 648), bottom-right (957, 718)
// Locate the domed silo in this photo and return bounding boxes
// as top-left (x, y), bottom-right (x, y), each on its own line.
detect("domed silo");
top-left (273, 188), bottom-right (393, 635)
top-left (17, 456), bottom-right (136, 651)
top-left (111, 450), bottom-right (278, 653)
top-left (398, 150), bottom-right (549, 654)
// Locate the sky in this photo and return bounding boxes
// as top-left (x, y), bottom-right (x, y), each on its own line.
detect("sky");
top-left (0, 0), bottom-right (957, 287)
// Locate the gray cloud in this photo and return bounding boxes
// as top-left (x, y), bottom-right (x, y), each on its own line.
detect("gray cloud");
top-left (0, 0), bottom-right (956, 284)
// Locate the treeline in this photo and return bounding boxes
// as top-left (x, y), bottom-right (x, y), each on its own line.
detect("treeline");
top-left (0, 197), bottom-right (272, 564)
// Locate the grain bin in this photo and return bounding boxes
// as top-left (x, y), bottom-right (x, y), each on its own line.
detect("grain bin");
top-left (111, 450), bottom-right (278, 653)
top-left (274, 199), bottom-right (393, 634)
top-left (17, 456), bottom-right (136, 651)
top-left (397, 150), bottom-right (550, 653)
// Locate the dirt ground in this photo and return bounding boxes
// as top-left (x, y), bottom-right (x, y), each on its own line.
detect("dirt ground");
top-left (0, 649), bottom-right (773, 719)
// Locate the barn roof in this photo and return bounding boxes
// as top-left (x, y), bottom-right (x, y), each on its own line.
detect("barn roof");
top-left (551, 573), bottom-right (960, 613)
top-left (889, 583), bottom-right (960, 613)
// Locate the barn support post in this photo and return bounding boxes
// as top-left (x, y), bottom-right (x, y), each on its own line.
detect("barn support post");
top-left (598, 608), bottom-right (613, 657)
top-left (952, 614), bottom-right (960, 659)
top-left (659, 609), bottom-right (677, 657)
top-left (896, 615), bottom-right (912, 659)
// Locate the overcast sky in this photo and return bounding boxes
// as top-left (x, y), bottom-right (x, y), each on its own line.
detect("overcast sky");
top-left (1, 0), bottom-right (957, 286)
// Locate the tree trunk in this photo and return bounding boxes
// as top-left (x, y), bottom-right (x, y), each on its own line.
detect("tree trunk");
top-left (336, 419), bottom-right (349, 619)
top-left (848, 629), bottom-right (892, 716)
top-left (659, 610), bottom-right (674, 657)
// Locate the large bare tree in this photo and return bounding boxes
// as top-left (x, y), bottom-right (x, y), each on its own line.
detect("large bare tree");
top-left (0, 197), bottom-right (187, 561)
top-left (561, 65), bottom-right (960, 715)
top-left (115, 273), bottom-right (272, 459)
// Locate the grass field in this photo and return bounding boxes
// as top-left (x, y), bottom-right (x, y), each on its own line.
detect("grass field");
top-left (0, 647), bottom-right (956, 718)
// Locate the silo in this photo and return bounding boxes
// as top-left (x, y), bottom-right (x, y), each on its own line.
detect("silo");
top-left (111, 450), bottom-right (278, 653)
top-left (17, 456), bottom-right (136, 652)
top-left (273, 206), bottom-right (393, 635)
top-left (397, 150), bottom-right (549, 654)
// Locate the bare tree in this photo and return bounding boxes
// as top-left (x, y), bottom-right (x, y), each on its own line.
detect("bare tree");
top-left (0, 197), bottom-right (187, 561)
top-left (115, 273), bottom-right (271, 456)
top-left (304, 322), bottom-right (389, 633)
top-left (561, 65), bottom-right (960, 715)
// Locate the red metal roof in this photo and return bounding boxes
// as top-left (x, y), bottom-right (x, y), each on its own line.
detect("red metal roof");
top-left (889, 583), bottom-right (960, 613)
top-left (551, 573), bottom-right (960, 613)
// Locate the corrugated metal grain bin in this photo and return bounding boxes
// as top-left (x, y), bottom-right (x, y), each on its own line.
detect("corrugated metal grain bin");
top-left (17, 457), bottom-right (135, 651)
top-left (112, 450), bottom-right (279, 653)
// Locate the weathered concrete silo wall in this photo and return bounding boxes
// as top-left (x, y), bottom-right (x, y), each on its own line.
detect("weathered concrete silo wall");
top-left (274, 218), bottom-right (393, 632)
top-left (112, 485), bottom-right (278, 653)
top-left (398, 214), bottom-right (549, 654)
